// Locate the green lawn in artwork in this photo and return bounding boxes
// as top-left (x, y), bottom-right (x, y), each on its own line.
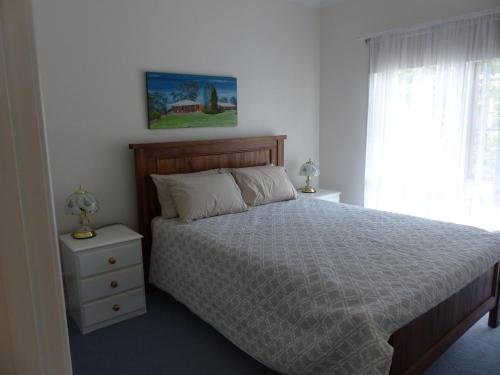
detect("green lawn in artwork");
top-left (150, 111), bottom-right (237, 129)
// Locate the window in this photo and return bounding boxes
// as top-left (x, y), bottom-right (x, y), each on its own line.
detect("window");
top-left (467, 59), bottom-right (500, 183)
top-left (464, 59), bottom-right (500, 228)
top-left (365, 13), bottom-right (500, 230)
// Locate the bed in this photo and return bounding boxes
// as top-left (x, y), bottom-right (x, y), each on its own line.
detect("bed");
top-left (129, 135), bottom-right (500, 375)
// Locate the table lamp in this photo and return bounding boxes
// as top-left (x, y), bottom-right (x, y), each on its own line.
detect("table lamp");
top-left (64, 186), bottom-right (99, 239)
top-left (299, 158), bottom-right (320, 193)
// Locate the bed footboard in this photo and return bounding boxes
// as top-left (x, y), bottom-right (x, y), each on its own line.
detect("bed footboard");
top-left (489, 263), bottom-right (500, 328)
top-left (390, 263), bottom-right (500, 375)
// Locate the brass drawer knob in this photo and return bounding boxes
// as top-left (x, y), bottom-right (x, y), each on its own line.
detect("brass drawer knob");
top-left (108, 256), bottom-right (117, 265)
top-left (110, 281), bottom-right (118, 288)
top-left (112, 304), bottom-right (120, 312)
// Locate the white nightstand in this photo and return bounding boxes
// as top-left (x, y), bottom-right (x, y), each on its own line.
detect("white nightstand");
top-left (298, 188), bottom-right (341, 203)
top-left (60, 224), bottom-right (147, 334)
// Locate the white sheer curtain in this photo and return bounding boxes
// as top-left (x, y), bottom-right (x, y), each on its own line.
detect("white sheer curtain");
top-left (365, 11), bottom-right (500, 231)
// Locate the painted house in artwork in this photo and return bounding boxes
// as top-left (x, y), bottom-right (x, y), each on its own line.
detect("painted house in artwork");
top-left (171, 100), bottom-right (204, 113)
top-left (218, 102), bottom-right (237, 111)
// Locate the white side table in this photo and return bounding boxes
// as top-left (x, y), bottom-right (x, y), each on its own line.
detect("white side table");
top-left (298, 188), bottom-right (341, 203)
top-left (60, 224), bottom-right (146, 334)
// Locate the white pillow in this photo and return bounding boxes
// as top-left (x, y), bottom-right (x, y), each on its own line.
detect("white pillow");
top-left (166, 173), bottom-right (248, 222)
top-left (151, 169), bottom-right (223, 218)
top-left (231, 165), bottom-right (297, 206)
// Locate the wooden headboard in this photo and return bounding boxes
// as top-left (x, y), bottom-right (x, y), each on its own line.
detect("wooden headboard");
top-left (129, 135), bottom-right (287, 283)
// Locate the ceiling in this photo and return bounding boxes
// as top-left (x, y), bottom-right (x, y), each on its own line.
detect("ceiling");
top-left (288, 0), bottom-right (347, 7)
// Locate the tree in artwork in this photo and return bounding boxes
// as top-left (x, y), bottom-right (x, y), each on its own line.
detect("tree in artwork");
top-left (170, 82), bottom-right (200, 102)
top-left (148, 91), bottom-right (168, 123)
top-left (210, 86), bottom-right (218, 113)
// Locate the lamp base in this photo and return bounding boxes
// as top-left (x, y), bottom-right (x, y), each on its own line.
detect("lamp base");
top-left (72, 230), bottom-right (96, 240)
top-left (301, 186), bottom-right (317, 193)
top-left (72, 213), bottom-right (96, 240)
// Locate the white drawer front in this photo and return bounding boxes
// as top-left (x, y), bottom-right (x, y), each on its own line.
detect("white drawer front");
top-left (317, 194), bottom-right (340, 203)
top-left (80, 266), bottom-right (144, 303)
top-left (78, 239), bottom-right (142, 278)
top-left (83, 288), bottom-right (145, 327)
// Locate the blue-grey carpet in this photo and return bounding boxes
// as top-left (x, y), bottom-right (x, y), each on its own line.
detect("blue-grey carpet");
top-left (68, 290), bottom-right (500, 375)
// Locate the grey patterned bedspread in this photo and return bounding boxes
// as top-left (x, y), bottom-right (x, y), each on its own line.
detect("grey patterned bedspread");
top-left (150, 198), bottom-right (500, 375)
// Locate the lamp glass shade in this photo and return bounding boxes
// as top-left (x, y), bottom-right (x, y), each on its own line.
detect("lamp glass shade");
top-left (64, 187), bottom-right (98, 215)
top-left (299, 159), bottom-right (320, 177)
top-left (64, 186), bottom-right (99, 239)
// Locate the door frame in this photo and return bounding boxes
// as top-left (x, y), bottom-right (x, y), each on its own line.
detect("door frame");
top-left (0, 0), bottom-right (73, 373)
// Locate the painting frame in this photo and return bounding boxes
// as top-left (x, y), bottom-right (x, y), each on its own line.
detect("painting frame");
top-left (145, 72), bottom-right (238, 129)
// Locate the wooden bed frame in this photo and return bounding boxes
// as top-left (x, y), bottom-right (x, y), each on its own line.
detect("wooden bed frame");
top-left (129, 135), bottom-right (500, 375)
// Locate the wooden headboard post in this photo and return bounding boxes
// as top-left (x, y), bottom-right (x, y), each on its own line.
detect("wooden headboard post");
top-left (129, 135), bottom-right (287, 286)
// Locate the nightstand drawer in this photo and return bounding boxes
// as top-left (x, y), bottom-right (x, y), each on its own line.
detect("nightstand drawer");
top-left (80, 266), bottom-right (144, 303)
top-left (78, 239), bottom-right (142, 278)
top-left (83, 288), bottom-right (145, 326)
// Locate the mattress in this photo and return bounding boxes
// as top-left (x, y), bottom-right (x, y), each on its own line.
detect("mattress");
top-left (149, 198), bottom-right (500, 375)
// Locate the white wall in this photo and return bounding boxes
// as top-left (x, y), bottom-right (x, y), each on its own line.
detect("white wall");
top-left (320, 0), bottom-right (499, 205)
top-left (31, 0), bottom-right (320, 234)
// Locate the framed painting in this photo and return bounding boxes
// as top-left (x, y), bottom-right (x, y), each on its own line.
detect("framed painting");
top-left (146, 72), bottom-right (238, 129)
